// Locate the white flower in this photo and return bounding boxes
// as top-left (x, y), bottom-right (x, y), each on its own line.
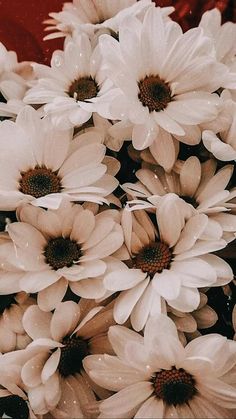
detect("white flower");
top-left (0, 292), bottom-right (33, 353)
top-left (103, 196), bottom-right (232, 331)
top-left (199, 8), bottom-right (236, 91)
top-left (84, 315), bottom-right (236, 418)
top-left (123, 158), bottom-right (236, 242)
top-left (0, 202), bottom-right (123, 311)
top-left (24, 33), bottom-right (112, 129)
top-left (44, 0), bottom-right (163, 40)
top-left (20, 300), bottom-right (115, 416)
top-left (93, 7), bottom-right (225, 163)
top-left (0, 106), bottom-right (119, 210)
top-left (202, 99), bottom-right (236, 161)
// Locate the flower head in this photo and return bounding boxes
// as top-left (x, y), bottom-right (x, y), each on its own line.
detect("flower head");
top-left (0, 202), bottom-right (123, 310)
top-left (0, 106), bottom-right (118, 210)
top-left (84, 314), bottom-right (236, 418)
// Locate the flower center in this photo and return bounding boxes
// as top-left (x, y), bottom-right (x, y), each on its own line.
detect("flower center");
top-left (58, 335), bottom-right (89, 377)
top-left (138, 75), bottom-right (172, 112)
top-left (44, 237), bottom-right (82, 270)
top-left (133, 241), bottom-right (172, 276)
top-left (153, 367), bottom-right (197, 405)
top-left (180, 195), bottom-right (198, 208)
top-left (0, 395), bottom-right (29, 419)
top-left (19, 166), bottom-right (61, 198)
top-left (0, 294), bottom-right (16, 314)
top-left (68, 76), bottom-right (98, 101)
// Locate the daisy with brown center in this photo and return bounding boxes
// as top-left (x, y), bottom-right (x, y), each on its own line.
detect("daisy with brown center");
top-left (0, 292), bottom-right (34, 353)
top-left (0, 201), bottom-right (123, 311)
top-left (93, 6), bottom-right (228, 169)
top-left (43, 0), bottom-right (164, 41)
top-left (0, 106), bottom-right (119, 210)
top-left (103, 194), bottom-right (232, 331)
top-left (24, 32), bottom-right (112, 130)
top-left (84, 314), bottom-right (236, 418)
top-left (20, 299), bottom-right (115, 417)
top-left (123, 157), bottom-right (236, 242)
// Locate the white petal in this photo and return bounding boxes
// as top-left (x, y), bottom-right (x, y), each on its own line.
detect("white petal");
top-left (114, 278), bottom-right (149, 324)
top-left (22, 305), bottom-right (52, 340)
top-left (50, 301), bottom-right (80, 341)
top-left (37, 277), bottom-right (68, 312)
top-left (104, 268), bottom-right (147, 291)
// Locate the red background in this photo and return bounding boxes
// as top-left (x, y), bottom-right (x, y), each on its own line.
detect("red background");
top-left (0, 0), bottom-right (235, 65)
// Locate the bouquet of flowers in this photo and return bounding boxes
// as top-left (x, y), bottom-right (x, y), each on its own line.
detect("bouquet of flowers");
top-left (0, 1), bottom-right (235, 418)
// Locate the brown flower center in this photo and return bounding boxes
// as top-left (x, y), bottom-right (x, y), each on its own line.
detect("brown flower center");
top-left (44, 237), bottom-right (82, 270)
top-left (19, 166), bottom-right (61, 198)
top-left (153, 367), bottom-right (197, 405)
top-left (138, 75), bottom-right (172, 112)
top-left (68, 76), bottom-right (98, 101)
top-left (58, 335), bottom-right (89, 377)
top-left (133, 241), bottom-right (172, 276)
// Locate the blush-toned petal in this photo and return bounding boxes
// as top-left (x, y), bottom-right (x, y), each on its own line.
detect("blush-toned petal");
top-left (50, 301), bottom-right (80, 341)
top-left (37, 277), bottom-right (68, 312)
top-left (22, 305), bottom-right (52, 339)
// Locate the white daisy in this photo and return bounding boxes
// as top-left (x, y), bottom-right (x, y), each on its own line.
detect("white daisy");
top-left (93, 6), bottom-right (226, 160)
top-left (199, 8), bottom-right (236, 91)
top-left (43, 0), bottom-right (165, 40)
top-left (0, 106), bottom-right (119, 210)
top-left (0, 202), bottom-right (123, 311)
top-left (20, 300), bottom-right (115, 416)
top-left (0, 292), bottom-right (33, 353)
top-left (123, 158), bottom-right (236, 242)
top-left (84, 314), bottom-right (236, 418)
top-left (103, 196), bottom-right (232, 331)
top-left (202, 98), bottom-right (236, 161)
top-left (24, 32), bottom-right (112, 129)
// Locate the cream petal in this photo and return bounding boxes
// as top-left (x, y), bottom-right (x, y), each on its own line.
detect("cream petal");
top-left (7, 222), bottom-right (46, 251)
top-left (200, 254), bottom-right (233, 286)
top-left (3, 304), bottom-right (24, 334)
top-left (199, 379), bottom-right (236, 409)
top-left (22, 305), bottom-right (52, 340)
top-left (134, 396), bottom-right (164, 419)
top-left (0, 320), bottom-right (16, 352)
top-left (150, 128), bottom-right (176, 172)
top-left (104, 268), bottom-right (147, 291)
top-left (180, 156), bottom-right (201, 196)
top-left (152, 270), bottom-right (181, 300)
top-left (108, 325), bottom-right (143, 360)
top-left (100, 381), bottom-right (153, 416)
top-left (21, 352), bottom-right (48, 388)
top-left (156, 194), bottom-right (185, 247)
top-left (20, 270), bottom-right (59, 293)
top-left (174, 239), bottom-right (227, 260)
top-left (37, 210), bottom-right (62, 238)
top-left (44, 372), bottom-right (61, 409)
top-left (130, 284), bottom-right (154, 332)
top-left (174, 214), bottom-right (208, 255)
top-left (41, 349), bottom-right (61, 384)
top-left (70, 277), bottom-right (106, 299)
top-left (70, 209), bottom-right (95, 243)
top-left (83, 216), bottom-right (115, 250)
top-left (59, 143), bottom-right (106, 177)
top-left (167, 286), bottom-right (200, 312)
top-left (28, 385), bottom-right (48, 415)
top-left (196, 164), bottom-right (233, 203)
top-left (171, 258), bottom-right (216, 287)
top-left (132, 119), bottom-right (159, 150)
top-left (50, 301), bottom-right (80, 341)
top-left (0, 272), bottom-right (23, 294)
top-left (37, 277), bottom-right (68, 312)
top-left (82, 228), bottom-right (123, 260)
top-left (113, 278), bottom-right (149, 324)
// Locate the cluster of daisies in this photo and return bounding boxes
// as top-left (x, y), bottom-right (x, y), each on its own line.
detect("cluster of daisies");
top-left (0, 0), bottom-right (236, 418)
